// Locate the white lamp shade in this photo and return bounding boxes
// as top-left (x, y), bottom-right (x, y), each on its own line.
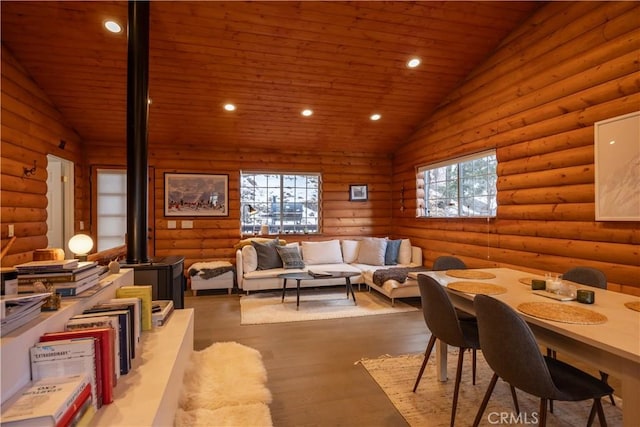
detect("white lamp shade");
top-left (68, 233), bottom-right (94, 255)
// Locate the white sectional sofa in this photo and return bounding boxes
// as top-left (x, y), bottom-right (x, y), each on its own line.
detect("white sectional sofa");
top-left (236, 237), bottom-right (424, 303)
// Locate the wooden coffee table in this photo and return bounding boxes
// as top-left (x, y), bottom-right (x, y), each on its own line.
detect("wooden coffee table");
top-left (278, 271), bottom-right (360, 310)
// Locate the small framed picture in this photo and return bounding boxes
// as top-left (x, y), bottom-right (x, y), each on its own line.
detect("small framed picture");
top-left (349, 184), bottom-right (368, 202)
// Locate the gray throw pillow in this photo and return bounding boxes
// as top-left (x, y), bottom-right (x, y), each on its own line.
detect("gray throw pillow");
top-left (251, 238), bottom-right (283, 270)
top-left (385, 239), bottom-right (402, 265)
top-left (276, 245), bottom-right (305, 269)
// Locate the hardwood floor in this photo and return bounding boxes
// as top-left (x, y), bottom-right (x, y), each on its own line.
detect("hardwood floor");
top-left (184, 288), bottom-right (622, 426)
top-left (184, 288), bottom-right (426, 427)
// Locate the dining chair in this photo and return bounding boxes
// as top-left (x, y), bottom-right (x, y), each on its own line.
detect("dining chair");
top-left (413, 275), bottom-right (484, 427)
top-left (561, 266), bottom-right (615, 406)
top-left (472, 294), bottom-right (612, 427)
top-left (432, 256), bottom-right (467, 271)
top-left (563, 266), bottom-right (607, 289)
top-left (431, 256), bottom-right (475, 322)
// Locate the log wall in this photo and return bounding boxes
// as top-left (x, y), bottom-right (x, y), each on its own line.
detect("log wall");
top-left (1, 45), bottom-right (89, 267)
top-left (2, 2), bottom-right (638, 295)
top-left (84, 145), bottom-right (393, 269)
top-left (392, 2), bottom-right (640, 294)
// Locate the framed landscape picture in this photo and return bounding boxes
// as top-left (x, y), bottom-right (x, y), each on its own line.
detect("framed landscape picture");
top-left (349, 184), bottom-right (368, 202)
top-left (164, 173), bottom-right (229, 217)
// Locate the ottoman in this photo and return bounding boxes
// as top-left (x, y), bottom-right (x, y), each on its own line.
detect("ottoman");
top-left (188, 261), bottom-right (236, 295)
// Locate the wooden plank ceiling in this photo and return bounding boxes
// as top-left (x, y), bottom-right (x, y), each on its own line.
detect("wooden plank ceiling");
top-left (1, 1), bottom-right (540, 155)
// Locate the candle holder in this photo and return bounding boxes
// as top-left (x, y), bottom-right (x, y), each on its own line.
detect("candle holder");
top-left (577, 289), bottom-right (595, 304)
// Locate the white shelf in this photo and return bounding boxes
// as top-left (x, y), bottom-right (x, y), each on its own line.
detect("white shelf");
top-left (1, 269), bottom-right (134, 404)
top-left (1, 267), bottom-right (195, 426)
top-left (89, 308), bottom-right (194, 426)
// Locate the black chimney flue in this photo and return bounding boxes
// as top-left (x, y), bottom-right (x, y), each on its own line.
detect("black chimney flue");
top-left (126, 0), bottom-right (150, 264)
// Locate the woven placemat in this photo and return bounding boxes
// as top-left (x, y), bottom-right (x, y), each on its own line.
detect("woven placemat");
top-left (447, 281), bottom-right (507, 295)
top-left (445, 270), bottom-right (496, 280)
top-left (624, 301), bottom-right (640, 312)
top-left (517, 302), bottom-right (607, 325)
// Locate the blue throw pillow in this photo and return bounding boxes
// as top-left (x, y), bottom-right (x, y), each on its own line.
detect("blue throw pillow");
top-left (385, 239), bottom-right (402, 265)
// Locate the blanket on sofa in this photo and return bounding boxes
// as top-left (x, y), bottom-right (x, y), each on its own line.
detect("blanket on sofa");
top-left (372, 267), bottom-right (429, 286)
top-left (190, 265), bottom-right (235, 279)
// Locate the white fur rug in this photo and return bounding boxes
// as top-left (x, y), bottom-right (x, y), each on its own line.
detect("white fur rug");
top-left (175, 342), bottom-right (273, 426)
top-left (240, 288), bottom-right (418, 325)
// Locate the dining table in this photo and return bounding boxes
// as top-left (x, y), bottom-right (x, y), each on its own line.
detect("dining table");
top-left (418, 267), bottom-right (640, 427)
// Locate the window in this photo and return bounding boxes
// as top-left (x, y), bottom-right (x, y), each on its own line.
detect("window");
top-left (417, 150), bottom-right (497, 218)
top-left (240, 172), bottom-right (321, 234)
top-left (96, 169), bottom-right (127, 251)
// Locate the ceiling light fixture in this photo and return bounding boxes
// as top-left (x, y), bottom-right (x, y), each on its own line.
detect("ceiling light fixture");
top-left (301, 109), bottom-right (313, 117)
top-left (407, 57), bottom-right (421, 68)
top-left (104, 20), bottom-right (122, 33)
top-left (224, 103), bottom-right (236, 111)
top-left (370, 113), bottom-right (381, 121)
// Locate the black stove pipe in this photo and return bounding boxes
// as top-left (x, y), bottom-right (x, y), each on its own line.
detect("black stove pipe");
top-left (125, 0), bottom-right (150, 264)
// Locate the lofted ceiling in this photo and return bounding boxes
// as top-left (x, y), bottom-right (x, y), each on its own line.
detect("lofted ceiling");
top-left (1, 1), bottom-right (541, 155)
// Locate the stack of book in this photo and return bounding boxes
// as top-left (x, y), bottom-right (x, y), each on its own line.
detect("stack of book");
top-left (0, 373), bottom-right (94, 427)
top-left (0, 292), bottom-right (51, 337)
top-left (15, 260), bottom-right (104, 297)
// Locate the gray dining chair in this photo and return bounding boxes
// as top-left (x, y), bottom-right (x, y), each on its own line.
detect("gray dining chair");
top-left (432, 256), bottom-right (467, 271)
top-left (413, 275), bottom-right (488, 426)
top-left (561, 266), bottom-right (615, 406)
top-left (472, 295), bottom-right (612, 427)
top-left (431, 256), bottom-right (475, 322)
top-left (563, 266), bottom-right (607, 289)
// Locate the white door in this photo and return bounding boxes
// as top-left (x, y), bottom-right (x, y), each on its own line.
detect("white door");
top-left (46, 155), bottom-right (74, 257)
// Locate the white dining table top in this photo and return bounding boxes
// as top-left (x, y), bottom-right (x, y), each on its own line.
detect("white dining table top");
top-left (421, 267), bottom-right (640, 366)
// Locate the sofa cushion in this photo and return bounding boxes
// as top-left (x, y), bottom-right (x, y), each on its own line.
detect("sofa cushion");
top-left (276, 245), bottom-right (305, 269)
top-left (357, 237), bottom-right (388, 266)
top-left (301, 240), bottom-right (343, 265)
top-left (398, 239), bottom-right (412, 264)
top-left (341, 240), bottom-right (360, 263)
top-left (242, 245), bottom-right (258, 273)
top-left (252, 238), bottom-right (283, 270)
top-left (385, 239), bottom-right (402, 265)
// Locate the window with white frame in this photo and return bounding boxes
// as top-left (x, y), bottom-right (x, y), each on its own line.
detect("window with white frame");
top-left (417, 150), bottom-right (497, 218)
top-left (240, 172), bottom-right (321, 234)
top-left (96, 169), bottom-right (127, 251)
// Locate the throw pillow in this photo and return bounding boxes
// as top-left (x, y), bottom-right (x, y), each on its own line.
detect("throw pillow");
top-left (398, 239), bottom-right (412, 264)
top-left (301, 240), bottom-right (343, 265)
top-left (251, 238), bottom-right (283, 270)
top-left (276, 245), bottom-right (305, 269)
top-left (341, 240), bottom-right (360, 263)
top-left (241, 245), bottom-right (258, 273)
top-left (385, 239), bottom-right (402, 265)
top-left (356, 238), bottom-right (388, 266)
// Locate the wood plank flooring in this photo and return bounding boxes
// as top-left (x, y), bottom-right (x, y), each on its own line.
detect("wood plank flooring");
top-left (185, 288), bottom-right (426, 426)
top-left (184, 287), bottom-right (622, 426)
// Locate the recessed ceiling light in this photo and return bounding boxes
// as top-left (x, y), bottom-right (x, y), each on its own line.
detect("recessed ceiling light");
top-left (104, 20), bottom-right (122, 33)
top-left (224, 103), bottom-right (236, 111)
top-left (370, 113), bottom-right (381, 121)
top-left (301, 109), bottom-right (313, 117)
top-left (407, 57), bottom-right (421, 68)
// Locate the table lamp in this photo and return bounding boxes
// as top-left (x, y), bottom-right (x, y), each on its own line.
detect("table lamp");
top-left (68, 233), bottom-right (94, 261)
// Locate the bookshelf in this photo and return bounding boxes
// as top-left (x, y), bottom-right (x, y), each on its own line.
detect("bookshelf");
top-left (0, 268), bottom-right (194, 425)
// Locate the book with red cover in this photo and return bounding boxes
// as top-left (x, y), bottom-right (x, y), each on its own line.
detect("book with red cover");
top-left (40, 328), bottom-right (115, 404)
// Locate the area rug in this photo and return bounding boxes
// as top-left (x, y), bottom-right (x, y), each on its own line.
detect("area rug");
top-left (357, 349), bottom-right (623, 427)
top-left (240, 289), bottom-right (418, 325)
top-left (175, 342), bottom-right (273, 427)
